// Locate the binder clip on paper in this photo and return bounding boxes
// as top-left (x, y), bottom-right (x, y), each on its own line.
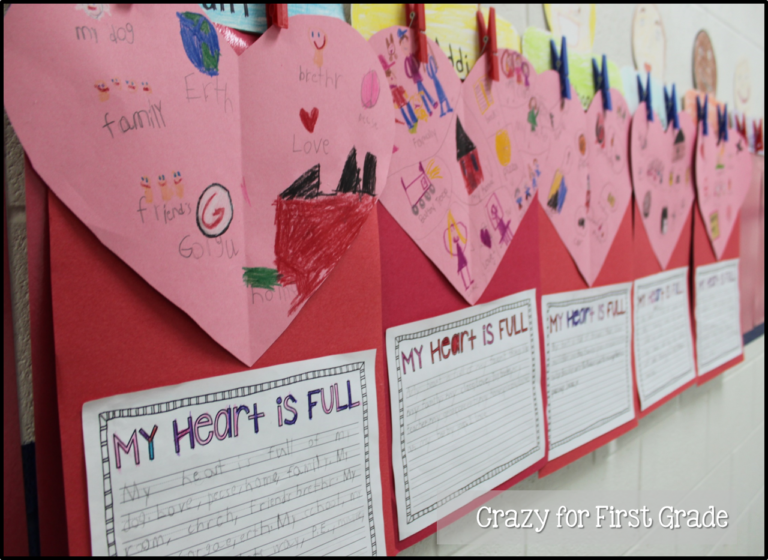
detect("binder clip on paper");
top-left (592, 54), bottom-right (612, 111)
top-left (266, 4), bottom-right (288, 29)
top-left (637, 72), bottom-right (653, 122)
top-left (477, 7), bottom-right (499, 81)
top-left (405, 4), bottom-right (428, 64)
top-left (550, 36), bottom-right (570, 100)
top-left (663, 84), bottom-right (680, 130)
top-left (716, 103), bottom-right (728, 144)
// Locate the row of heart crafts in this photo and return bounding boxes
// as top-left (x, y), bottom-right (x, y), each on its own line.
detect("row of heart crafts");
top-left (4, 4), bottom-right (751, 368)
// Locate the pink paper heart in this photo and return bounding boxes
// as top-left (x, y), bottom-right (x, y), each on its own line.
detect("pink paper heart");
top-left (370, 29), bottom-right (542, 303)
top-left (630, 105), bottom-right (696, 269)
top-left (535, 83), bottom-right (633, 286)
top-left (694, 125), bottom-right (752, 259)
top-left (4, 5), bottom-right (394, 365)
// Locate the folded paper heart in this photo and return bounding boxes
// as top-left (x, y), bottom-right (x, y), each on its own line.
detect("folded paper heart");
top-left (370, 29), bottom-right (543, 303)
top-left (4, 5), bottom-right (394, 366)
top-left (694, 125), bottom-right (752, 260)
top-left (630, 105), bottom-right (696, 269)
top-left (535, 83), bottom-right (633, 286)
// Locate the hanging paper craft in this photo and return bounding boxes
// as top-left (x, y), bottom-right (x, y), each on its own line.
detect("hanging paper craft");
top-left (543, 3), bottom-right (596, 54)
top-left (693, 30), bottom-right (717, 95)
top-left (352, 4), bottom-right (521, 80)
top-left (733, 57), bottom-right (751, 114)
top-left (631, 4), bottom-right (666, 78)
top-left (4, 5), bottom-right (394, 366)
top-left (536, 85), bottom-right (633, 286)
top-left (694, 120), bottom-right (752, 260)
top-left (630, 104), bottom-right (696, 269)
top-left (370, 28), bottom-right (545, 303)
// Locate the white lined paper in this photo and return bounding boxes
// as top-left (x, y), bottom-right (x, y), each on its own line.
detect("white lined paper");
top-left (82, 351), bottom-right (385, 556)
top-left (386, 289), bottom-right (545, 539)
top-left (634, 267), bottom-right (697, 410)
top-left (542, 283), bottom-right (635, 460)
top-left (695, 259), bottom-right (743, 375)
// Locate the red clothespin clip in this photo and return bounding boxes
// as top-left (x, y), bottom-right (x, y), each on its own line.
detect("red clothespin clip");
top-left (267, 4), bottom-right (288, 29)
top-left (735, 114), bottom-right (747, 139)
top-left (405, 4), bottom-right (428, 64)
top-left (754, 119), bottom-right (764, 153)
top-left (477, 8), bottom-right (499, 81)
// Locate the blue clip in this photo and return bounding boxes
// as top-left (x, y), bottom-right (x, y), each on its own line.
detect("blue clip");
top-left (592, 54), bottom-right (612, 111)
top-left (717, 103), bottom-right (728, 143)
top-left (663, 84), bottom-right (679, 130)
top-left (550, 36), bottom-right (571, 100)
top-left (696, 95), bottom-right (709, 136)
top-left (637, 72), bottom-right (653, 122)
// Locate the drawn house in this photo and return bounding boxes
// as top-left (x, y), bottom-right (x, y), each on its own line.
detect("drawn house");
top-left (672, 128), bottom-right (686, 161)
top-left (456, 117), bottom-right (483, 195)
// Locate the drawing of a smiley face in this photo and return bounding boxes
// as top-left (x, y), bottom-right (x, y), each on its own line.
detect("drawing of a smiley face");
top-left (126, 79), bottom-right (137, 92)
top-left (141, 81), bottom-right (152, 94)
top-left (309, 29), bottom-right (326, 51)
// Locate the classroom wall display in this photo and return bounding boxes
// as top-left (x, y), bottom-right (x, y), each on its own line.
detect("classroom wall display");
top-left (631, 4), bottom-right (666, 79)
top-left (694, 118), bottom-right (752, 260)
top-left (522, 27), bottom-right (623, 110)
top-left (633, 267), bottom-right (697, 410)
top-left (694, 260), bottom-right (743, 376)
top-left (351, 4), bottom-right (521, 80)
top-left (541, 283), bottom-right (635, 460)
top-left (369, 27), bottom-right (543, 304)
top-left (82, 350), bottom-right (387, 556)
top-left (693, 29), bottom-right (717, 96)
top-left (630, 103), bottom-right (696, 270)
top-left (3, 5), bottom-right (394, 367)
top-left (733, 57), bottom-right (751, 114)
top-left (536, 86), bottom-right (633, 286)
top-left (385, 290), bottom-right (545, 539)
top-left (543, 3), bottom-right (596, 54)
top-left (199, 3), bottom-right (345, 33)
top-left (620, 68), bottom-right (667, 127)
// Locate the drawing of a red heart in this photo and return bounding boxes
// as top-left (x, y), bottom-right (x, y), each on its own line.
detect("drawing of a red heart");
top-left (4, 6), bottom-right (394, 366)
top-left (300, 107), bottom-right (319, 133)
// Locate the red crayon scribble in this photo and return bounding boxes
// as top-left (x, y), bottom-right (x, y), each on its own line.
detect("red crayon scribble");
top-left (273, 194), bottom-right (375, 314)
top-left (202, 193), bottom-right (225, 229)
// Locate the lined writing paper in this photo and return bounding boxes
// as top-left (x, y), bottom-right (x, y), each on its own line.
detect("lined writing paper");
top-left (634, 267), bottom-right (697, 409)
top-left (82, 351), bottom-right (385, 556)
top-left (695, 259), bottom-right (743, 375)
top-left (385, 289), bottom-right (545, 539)
top-left (542, 283), bottom-right (635, 460)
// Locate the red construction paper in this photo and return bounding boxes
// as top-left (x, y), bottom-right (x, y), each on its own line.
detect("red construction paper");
top-left (4, 184), bottom-right (29, 557)
top-left (692, 203), bottom-right (743, 385)
top-left (538, 200), bottom-right (638, 477)
top-left (23, 158), bottom-right (69, 556)
top-left (632, 201), bottom-right (697, 418)
top-left (48, 191), bottom-right (392, 555)
top-left (739, 154), bottom-right (764, 334)
top-left (378, 202), bottom-right (547, 552)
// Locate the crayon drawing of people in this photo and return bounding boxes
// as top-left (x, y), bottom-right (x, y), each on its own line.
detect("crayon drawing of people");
top-left (400, 29), bottom-right (436, 117)
top-left (426, 48), bottom-right (453, 117)
top-left (380, 57), bottom-right (418, 134)
top-left (444, 215), bottom-right (473, 291)
top-left (527, 97), bottom-right (539, 131)
top-left (487, 193), bottom-right (513, 245)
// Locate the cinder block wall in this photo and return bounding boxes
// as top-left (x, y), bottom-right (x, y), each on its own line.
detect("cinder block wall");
top-left (4, 4), bottom-right (764, 556)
